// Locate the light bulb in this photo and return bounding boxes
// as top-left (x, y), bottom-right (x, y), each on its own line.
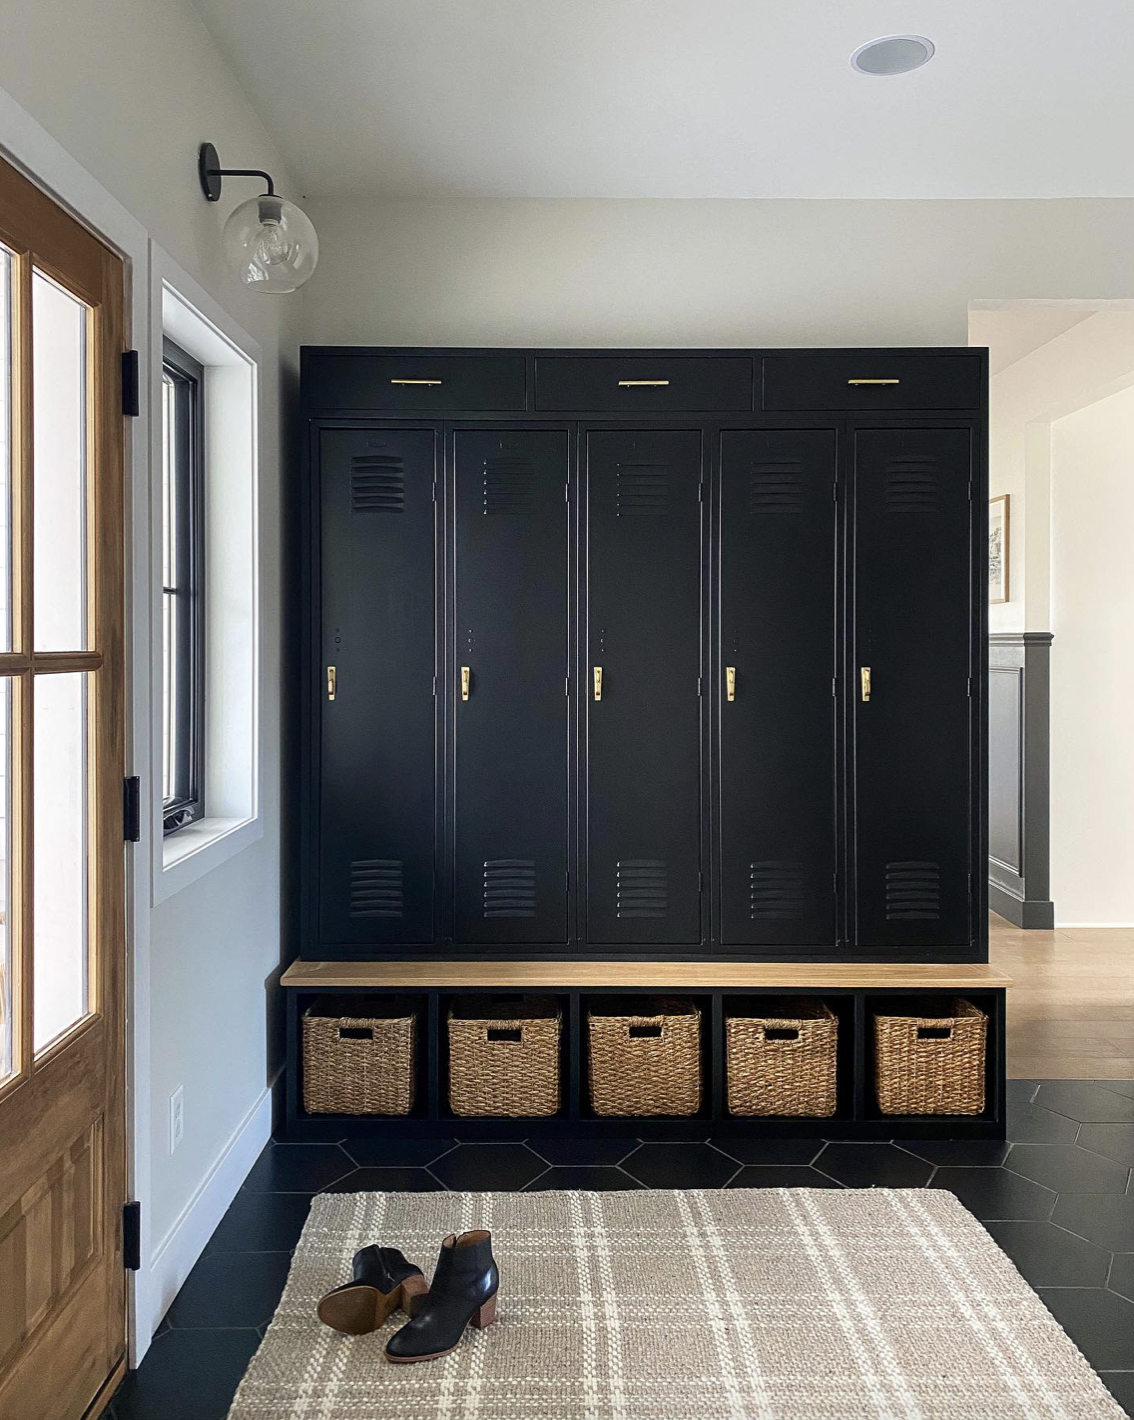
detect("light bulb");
top-left (222, 193), bottom-right (318, 293)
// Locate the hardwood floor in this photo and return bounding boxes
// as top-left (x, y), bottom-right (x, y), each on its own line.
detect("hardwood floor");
top-left (992, 913), bottom-right (1134, 1078)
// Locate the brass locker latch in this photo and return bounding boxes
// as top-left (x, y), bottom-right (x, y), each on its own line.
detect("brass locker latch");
top-left (593, 666), bottom-right (602, 702)
top-left (726, 666), bottom-right (736, 702)
top-left (326, 666), bottom-right (336, 701)
top-left (461, 666), bottom-right (471, 702)
top-left (860, 666), bottom-right (872, 702)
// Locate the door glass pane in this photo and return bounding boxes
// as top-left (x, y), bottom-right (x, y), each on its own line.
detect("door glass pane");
top-left (0, 247), bottom-right (11, 651)
top-left (32, 271), bottom-right (88, 651)
top-left (34, 672), bottom-right (88, 1051)
top-left (0, 680), bottom-right (11, 1082)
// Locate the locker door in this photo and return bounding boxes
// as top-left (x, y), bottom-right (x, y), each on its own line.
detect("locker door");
top-left (585, 429), bottom-right (703, 945)
top-left (852, 426), bottom-right (973, 949)
top-left (319, 427), bottom-right (437, 945)
top-left (453, 429), bottom-right (569, 944)
top-left (719, 430), bottom-right (837, 947)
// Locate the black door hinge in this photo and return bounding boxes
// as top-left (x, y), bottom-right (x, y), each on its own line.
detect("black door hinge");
top-left (123, 1201), bottom-right (141, 1270)
top-left (121, 350), bottom-right (140, 417)
top-left (123, 776), bottom-right (141, 842)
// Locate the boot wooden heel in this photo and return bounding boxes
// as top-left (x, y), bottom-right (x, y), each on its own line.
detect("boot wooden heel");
top-left (400, 1273), bottom-right (429, 1317)
top-left (471, 1293), bottom-right (497, 1330)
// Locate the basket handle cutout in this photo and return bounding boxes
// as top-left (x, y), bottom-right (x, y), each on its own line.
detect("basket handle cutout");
top-left (628, 1024), bottom-right (663, 1039)
top-left (917, 1025), bottom-right (953, 1040)
top-left (486, 1027), bottom-right (523, 1043)
top-left (338, 1026), bottom-right (374, 1041)
top-left (765, 1027), bottom-right (800, 1042)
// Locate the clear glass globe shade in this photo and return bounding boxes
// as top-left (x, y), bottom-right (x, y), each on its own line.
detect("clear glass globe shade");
top-left (222, 194), bottom-right (318, 292)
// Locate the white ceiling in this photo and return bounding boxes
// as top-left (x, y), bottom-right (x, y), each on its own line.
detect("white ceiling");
top-left (192, 1), bottom-right (1134, 200)
top-left (969, 308), bottom-right (1094, 376)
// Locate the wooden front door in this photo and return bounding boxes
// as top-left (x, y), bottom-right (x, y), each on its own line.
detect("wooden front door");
top-left (0, 155), bottom-right (127, 1419)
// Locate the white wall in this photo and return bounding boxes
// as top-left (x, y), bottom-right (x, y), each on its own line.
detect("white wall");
top-left (0, 0), bottom-right (299, 1355)
top-left (298, 196), bottom-right (1134, 348)
top-left (1050, 386), bottom-right (1134, 925)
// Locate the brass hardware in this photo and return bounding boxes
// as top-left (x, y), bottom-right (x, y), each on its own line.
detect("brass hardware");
top-left (461, 666), bottom-right (471, 702)
top-left (390, 378), bottom-right (442, 386)
top-left (861, 666), bottom-right (871, 702)
top-left (593, 666), bottom-right (603, 702)
top-left (326, 665), bottom-right (336, 701)
top-left (847, 378), bottom-right (900, 386)
top-left (726, 666), bottom-right (736, 702)
top-left (618, 379), bottom-right (671, 387)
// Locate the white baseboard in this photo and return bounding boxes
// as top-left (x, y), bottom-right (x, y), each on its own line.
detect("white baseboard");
top-left (133, 1087), bottom-right (273, 1362)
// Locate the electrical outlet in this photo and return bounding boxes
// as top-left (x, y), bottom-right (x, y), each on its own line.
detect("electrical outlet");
top-left (169, 1086), bottom-right (184, 1154)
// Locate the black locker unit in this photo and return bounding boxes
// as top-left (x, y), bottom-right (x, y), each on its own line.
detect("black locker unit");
top-left (583, 429), bottom-right (704, 946)
top-left (318, 427), bottom-right (437, 945)
top-left (717, 429), bottom-right (838, 948)
top-left (451, 428), bottom-right (570, 944)
top-left (299, 347), bottom-right (988, 966)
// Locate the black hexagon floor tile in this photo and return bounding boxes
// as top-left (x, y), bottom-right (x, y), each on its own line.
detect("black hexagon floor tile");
top-left (526, 1136), bottom-right (639, 1166)
top-left (525, 1166), bottom-right (642, 1191)
top-left (621, 1142), bottom-right (737, 1189)
top-left (166, 1251), bottom-right (291, 1330)
top-left (430, 1142), bottom-right (546, 1191)
top-left (1101, 1370), bottom-right (1134, 1418)
top-left (898, 1138), bottom-right (1011, 1168)
top-left (1110, 1252), bottom-right (1134, 1303)
top-left (1096, 1079), bottom-right (1134, 1101)
top-left (709, 1136), bottom-right (825, 1166)
top-left (1077, 1124), bottom-right (1134, 1167)
top-left (1005, 1142), bottom-right (1131, 1194)
top-left (242, 1143), bottom-right (355, 1194)
top-left (985, 1220), bottom-right (1112, 1289)
top-left (320, 1167), bottom-right (445, 1193)
top-left (1052, 1193), bottom-right (1134, 1252)
top-left (341, 1136), bottom-right (457, 1168)
top-left (1034, 1081), bottom-right (1134, 1124)
top-left (205, 1189), bottom-right (311, 1254)
top-left (813, 1142), bottom-right (932, 1189)
top-left (1039, 1287), bottom-right (1134, 1372)
top-left (728, 1166), bottom-right (841, 1189)
top-left (113, 1328), bottom-right (260, 1420)
top-left (931, 1167), bottom-right (1056, 1221)
top-left (1005, 1079), bottom-right (1040, 1105)
top-left (1005, 1101), bottom-right (1080, 1144)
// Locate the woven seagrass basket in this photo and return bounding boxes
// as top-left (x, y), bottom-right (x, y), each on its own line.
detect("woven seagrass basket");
top-left (874, 997), bottom-right (987, 1116)
top-left (726, 998), bottom-right (838, 1117)
top-left (448, 996), bottom-right (562, 1117)
top-left (588, 996), bottom-right (702, 1117)
top-left (302, 997), bottom-right (416, 1116)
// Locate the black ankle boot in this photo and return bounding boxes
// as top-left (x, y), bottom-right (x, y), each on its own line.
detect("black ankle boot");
top-left (317, 1245), bottom-right (427, 1335)
top-left (385, 1230), bottom-right (498, 1363)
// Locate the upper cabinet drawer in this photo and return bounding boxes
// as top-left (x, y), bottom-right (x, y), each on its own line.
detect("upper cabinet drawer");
top-left (761, 355), bottom-right (983, 412)
top-left (304, 354), bottom-right (528, 412)
top-left (535, 356), bottom-right (753, 412)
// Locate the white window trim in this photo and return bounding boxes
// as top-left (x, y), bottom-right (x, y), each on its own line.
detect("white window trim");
top-left (149, 248), bottom-right (262, 904)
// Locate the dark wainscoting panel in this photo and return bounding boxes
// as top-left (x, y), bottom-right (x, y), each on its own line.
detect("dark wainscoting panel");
top-left (988, 633), bottom-right (1054, 929)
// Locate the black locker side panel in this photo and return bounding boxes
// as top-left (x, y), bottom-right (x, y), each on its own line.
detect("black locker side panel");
top-left (453, 429), bottom-right (569, 944)
top-left (852, 426), bottom-right (973, 949)
top-left (585, 429), bottom-right (703, 945)
top-left (718, 430), bottom-right (837, 947)
top-left (319, 428), bottom-right (436, 944)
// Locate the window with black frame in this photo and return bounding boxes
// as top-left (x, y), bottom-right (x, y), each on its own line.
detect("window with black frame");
top-left (161, 338), bottom-right (205, 834)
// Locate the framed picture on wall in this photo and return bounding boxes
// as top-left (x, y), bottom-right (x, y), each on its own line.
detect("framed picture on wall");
top-left (989, 494), bottom-right (1010, 604)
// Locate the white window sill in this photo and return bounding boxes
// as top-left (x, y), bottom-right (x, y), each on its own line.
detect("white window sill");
top-left (155, 814), bottom-right (263, 905)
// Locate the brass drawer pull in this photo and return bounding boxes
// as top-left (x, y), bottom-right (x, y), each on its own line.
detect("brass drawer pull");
top-left (390, 378), bottom-right (442, 386)
top-left (847, 378), bottom-right (900, 386)
top-left (461, 666), bottom-right (471, 701)
top-left (326, 666), bottom-right (336, 701)
top-left (618, 379), bottom-right (670, 387)
top-left (593, 666), bottom-right (602, 702)
top-left (726, 666), bottom-right (736, 702)
top-left (861, 666), bottom-right (871, 702)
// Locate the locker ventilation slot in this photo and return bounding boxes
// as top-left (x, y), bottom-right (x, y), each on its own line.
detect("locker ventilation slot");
top-left (349, 859), bottom-right (404, 918)
top-left (351, 455), bottom-right (405, 513)
top-left (616, 859), bottom-right (668, 917)
top-left (616, 464), bottom-right (669, 516)
top-left (749, 860), bottom-right (806, 920)
top-left (883, 461), bottom-right (939, 515)
top-left (483, 859), bottom-right (536, 917)
top-left (749, 463), bottom-right (804, 514)
top-left (483, 458), bottom-right (535, 516)
top-left (884, 861), bottom-right (941, 920)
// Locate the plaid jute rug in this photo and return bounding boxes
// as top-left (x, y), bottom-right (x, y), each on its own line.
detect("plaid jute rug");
top-left (227, 1187), bottom-right (1122, 1419)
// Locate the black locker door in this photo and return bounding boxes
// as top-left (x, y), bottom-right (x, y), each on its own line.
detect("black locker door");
top-left (319, 427), bottom-right (436, 945)
top-left (852, 426), bottom-right (973, 949)
top-left (719, 430), bottom-right (837, 947)
top-left (453, 429), bottom-right (569, 944)
top-left (585, 429), bottom-right (703, 945)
